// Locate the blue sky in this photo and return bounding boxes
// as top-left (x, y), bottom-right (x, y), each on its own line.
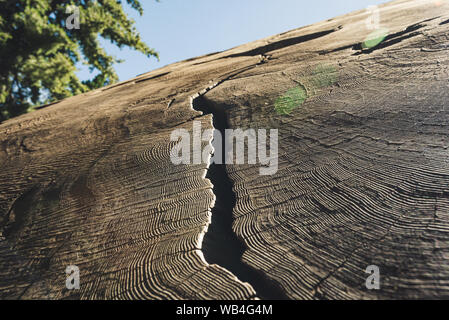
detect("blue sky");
top-left (77, 0), bottom-right (389, 82)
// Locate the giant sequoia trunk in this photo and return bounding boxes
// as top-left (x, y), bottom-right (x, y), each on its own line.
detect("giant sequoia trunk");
top-left (1, 0), bottom-right (449, 299)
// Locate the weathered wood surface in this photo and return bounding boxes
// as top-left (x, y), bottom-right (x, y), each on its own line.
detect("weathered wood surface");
top-left (1, 0), bottom-right (449, 299)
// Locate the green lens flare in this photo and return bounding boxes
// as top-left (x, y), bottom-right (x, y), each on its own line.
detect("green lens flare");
top-left (275, 64), bottom-right (339, 115)
top-left (274, 86), bottom-right (307, 115)
top-left (311, 64), bottom-right (338, 88)
top-left (362, 28), bottom-right (389, 49)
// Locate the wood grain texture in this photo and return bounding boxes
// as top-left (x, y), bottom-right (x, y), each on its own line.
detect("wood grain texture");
top-left (1, 0), bottom-right (449, 299)
top-left (201, 0), bottom-right (449, 299)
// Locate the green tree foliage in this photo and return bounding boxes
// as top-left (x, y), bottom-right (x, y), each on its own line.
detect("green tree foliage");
top-left (0, 0), bottom-right (158, 122)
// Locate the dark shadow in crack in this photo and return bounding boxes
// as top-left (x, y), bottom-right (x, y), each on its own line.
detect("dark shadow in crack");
top-left (135, 72), bottom-right (171, 84)
top-left (320, 23), bottom-right (425, 56)
top-left (193, 95), bottom-right (289, 300)
top-left (354, 23), bottom-right (424, 54)
top-left (223, 28), bottom-right (337, 58)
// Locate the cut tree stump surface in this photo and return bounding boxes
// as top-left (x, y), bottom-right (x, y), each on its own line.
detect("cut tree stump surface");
top-left (1, 0), bottom-right (449, 299)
